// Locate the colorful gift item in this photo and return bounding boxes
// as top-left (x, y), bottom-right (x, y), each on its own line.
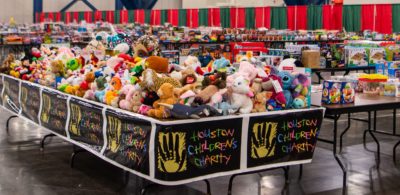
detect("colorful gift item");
top-left (358, 74), bottom-right (388, 95)
top-left (322, 80), bottom-right (342, 104)
top-left (341, 81), bottom-right (356, 103)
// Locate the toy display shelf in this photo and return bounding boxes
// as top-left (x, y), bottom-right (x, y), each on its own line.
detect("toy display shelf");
top-left (159, 39), bottom-right (345, 45)
top-left (0, 73), bottom-right (324, 186)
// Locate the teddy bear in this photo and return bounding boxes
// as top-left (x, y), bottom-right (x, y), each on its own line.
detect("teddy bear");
top-left (139, 69), bottom-right (182, 92)
top-left (230, 76), bottom-right (253, 114)
top-left (147, 83), bottom-right (178, 119)
top-left (252, 91), bottom-right (272, 113)
top-left (194, 85), bottom-right (219, 105)
top-left (180, 67), bottom-right (198, 86)
top-left (131, 91), bottom-right (143, 113)
top-left (184, 55), bottom-right (204, 75)
top-left (251, 78), bottom-right (263, 94)
top-left (145, 56), bottom-right (169, 74)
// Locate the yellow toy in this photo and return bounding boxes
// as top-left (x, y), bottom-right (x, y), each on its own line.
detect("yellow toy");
top-left (147, 83), bottom-right (178, 119)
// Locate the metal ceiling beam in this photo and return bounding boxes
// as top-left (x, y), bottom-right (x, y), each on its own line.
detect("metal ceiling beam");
top-left (60, 0), bottom-right (97, 12)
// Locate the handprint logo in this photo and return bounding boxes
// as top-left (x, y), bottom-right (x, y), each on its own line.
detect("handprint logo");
top-left (40, 94), bottom-right (51, 123)
top-left (107, 116), bottom-right (122, 153)
top-left (157, 132), bottom-right (187, 173)
top-left (251, 122), bottom-right (277, 159)
top-left (69, 104), bottom-right (82, 136)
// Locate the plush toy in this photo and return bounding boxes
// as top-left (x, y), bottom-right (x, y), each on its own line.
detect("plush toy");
top-left (141, 91), bottom-right (159, 106)
top-left (158, 103), bottom-right (221, 119)
top-left (105, 90), bottom-right (119, 107)
top-left (139, 69), bottom-right (182, 92)
top-left (252, 91), bottom-right (272, 113)
top-left (83, 82), bottom-right (97, 100)
top-left (251, 78), bottom-right (263, 94)
top-left (194, 85), bottom-right (219, 105)
top-left (292, 95), bottom-right (306, 109)
top-left (138, 104), bottom-right (152, 115)
top-left (212, 57), bottom-right (230, 72)
top-left (227, 61), bottom-right (258, 86)
top-left (145, 56), bottom-right (169, 74)
top-left (202, 71), bottom-right (227, 89)
top-left (110, 76), bottom-right (122, 91)
top-left (147, 83), bottom-right (178, 119)
top-left (208, 88), bottom-right (228, 107)
top-left (131, 91), bottom-right (143, 112)
top-left (178, 90), bottom-right (196, 106)
top-left (278, 71), bottom-right (295, 107)
top-left (291, 73), bottom-right (310, 98)
top-left (230, 76), bottom-right (253, 114)
top-left (216, 101), bottom-right (238, 116)
top-left (184, 55), bottom-right (204, 75)
top-left (113, 43), bottom-right (130, 54)
top-left (119, 84), bottom-right (136, 111)
top-left (261, 74), bottom-right (286, 106)
top-left (180, 68), bottom-right (197, 86)
top-left (66, 58), bottom-right (81, 71)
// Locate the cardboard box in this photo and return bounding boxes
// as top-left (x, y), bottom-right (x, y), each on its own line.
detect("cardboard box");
top-left (301, 50), bottom-right (320, 68)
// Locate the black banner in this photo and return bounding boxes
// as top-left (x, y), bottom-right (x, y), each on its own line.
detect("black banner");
top-left (40, 89), bottom-right (68, 136)
top-left (0, 75), bottom-right (3, 105)
top-left (155, 119), bottom-right (242, 181)
top-left (2, 76), bottom-right (20, 113)
top-left (104, 109), bottom-right (151, 175)
top-left (247, 109), bottom-right (323, 168)
top-left (68, 97), bottom-right (104, 151)
top-left (20, 82), bottom-right (40, 123)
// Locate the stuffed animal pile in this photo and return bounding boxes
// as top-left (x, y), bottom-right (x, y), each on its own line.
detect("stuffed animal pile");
top-left (0, 36), bottom-right (310, 120)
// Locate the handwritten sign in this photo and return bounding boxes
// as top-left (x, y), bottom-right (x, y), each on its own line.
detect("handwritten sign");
top-left (40, 89), bottom-right (68, 136)
top-left (2, 77), bottom-right (20, 113)
top-left (247, 109), bottom-right (323, 168)
top-left (0, 75), bottom-right (3, 105)
top-left (104, 109), bottom-right (151, 175)
top-left (155, 119), bottom-right (242, 181)
top-left (20, 82), bottom-right (41, 123)
top-left (68, 97), bottom-right (104, 151)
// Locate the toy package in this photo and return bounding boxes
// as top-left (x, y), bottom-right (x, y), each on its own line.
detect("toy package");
top-left (369, 48), bottom-right (386, 65)
top-left (322, 80), bottom-right (342, 104)
top-left (341, 81), bottom-right (356, 104)
top-left (346, 47), bottom-right (368, 67)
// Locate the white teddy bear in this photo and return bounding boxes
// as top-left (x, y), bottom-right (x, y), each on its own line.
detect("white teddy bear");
top-left (230, 76), bottom-right (253, 114)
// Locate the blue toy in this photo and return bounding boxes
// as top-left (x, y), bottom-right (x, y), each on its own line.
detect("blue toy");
top-left (213, 57), bottom-right (230, 72)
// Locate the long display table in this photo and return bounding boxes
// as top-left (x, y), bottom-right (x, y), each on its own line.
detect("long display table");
top-left (0, 74), bottom-right (324, 187)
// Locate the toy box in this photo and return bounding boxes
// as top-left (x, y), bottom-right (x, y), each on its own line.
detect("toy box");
top-left (369, 48), bottom-right (386, 65)
top-left (341, 81), bottom-right (356, 104)
top-left (322, 80), bottom-right (343, 104)
top-left (346, 47), bottom-right (368, 67)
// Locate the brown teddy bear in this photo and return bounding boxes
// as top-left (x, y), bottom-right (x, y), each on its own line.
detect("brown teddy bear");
top-left (145, 56), bottom-right (169, 74)
top-left (0, 54), bottom-right (15, 74)
top-left (147, 83), bottom-right (178, 119)
top-left (252, 91), bottom-right (272, 113)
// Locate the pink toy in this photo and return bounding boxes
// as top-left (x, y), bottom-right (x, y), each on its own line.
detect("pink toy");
top-left (261, 75), bottom-right (286, 106)
top-left (227, 61), bottom-right (258, 86)
top-left (119, 84), bottom-right (136, 111)
top-left (138, 104), bottom-right (152, 115)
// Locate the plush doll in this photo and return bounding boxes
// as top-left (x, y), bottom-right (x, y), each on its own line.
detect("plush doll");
top-left (202, 71), bottom-right (227, 89)
top-left (251, 78), bottom-right (263, 94)
top-left (131, 91), bottom-right (143, 112)
top-left (227, 61), bottom-right (258, 86)
top-left (230, 76), bottom-right (253, 114)
top-left (180, 68), bottom-right (198, 86)
top-left (252, 91), bottom-right (272, 113)
top-left (291, 73), bottom-right (310, 98)
top-left (147, 83), bottom-right (178, 119)
top-left (119, 84), bottom-right (136, 111)
top-left (139, 69), bottom-right (181, 92)
top-left (194, 85), bottom-right (219, 105)
top-left (158, 103), bottom-right (221, 119)
top-left (113, 43), bottom-right (130, 54)
top-left (141, 91), bottom-right (159, 106)
top-left (106, 56), bottom-right (124, 73)
top-left (145, 56), bottom-right (169, 74)
top-left (94, 76), bottom-right (108, 102)
top-left (292, 95), bottom-right (306, 109)
top-left (83, 82), bottom-right (97, 101)
top-left (212, 57), bottom-right (230, 72)
top-left (183, 55), bottom-right (204, 75)
top-left (178, 90), bottom-right (196, 106)
top-left (66, 58), bottom-right (81, 71)
top-left (278, 71), bottom-right (295, 107)
top-left (208, 88), bottom-right (228, 107)
top-left (216, 101), bottom-right (238, 116)
top-left (105, 90), bottom-right (119, 107)
top-left (261, 74), bottom-right (286, 106)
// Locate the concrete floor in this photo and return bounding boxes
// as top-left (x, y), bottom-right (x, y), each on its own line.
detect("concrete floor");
top-left (1, 107), bottom-right (400, 195)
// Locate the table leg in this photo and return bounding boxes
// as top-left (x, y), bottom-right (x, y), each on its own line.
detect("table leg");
top-left (298, 164), bottom-right (303, 181)
top-left (393, 140), bottom-right (400, 163)
top-left (339, 113), bottom-right (351, 152)
top-left (315, 72), bottom-right (324, 84)
top-left (344, 70), bottom-right (350, 76)
top-left (366, 112), bottom-right (381, 168)
top-left (333, 115), bottom-right (347, 194)
top-left (373, 111), bottom-right (377, 131)
top-left (40, 133), bottom-right (56, 151)
top-left (6, 115), bottom-right (18, 134)
top-left (393, 109), bottom-right (397, 135)
top-left (204, 179), bottom-right (211, 195)
top-left (70, 146), bottom-right (87, 168)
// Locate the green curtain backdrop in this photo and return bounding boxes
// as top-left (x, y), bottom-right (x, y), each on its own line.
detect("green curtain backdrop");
top-left (393, 4), bottom-right (400, 33)
top-left (199, 8), bottom-right (208, 26)
top-left (179, 9), bottom-right (187, 26)
top-left (161, 10), bottom-right (168, 25)
top-left (220, 7), bottom-right (230, 28)
top-left (128, 10), bottom-right (135, 23)
top-left (245, 7), bottom-right (255, 29)
top-left (307, 5), bottom-right (322, 30)
top-left (271, 7), bottom-right (287, 29)
top-left (145, 10), bottom-right (151, 24)
top-left (61, 12), bottom-right (65, 22)
top-left (102, 11), bottom-right (107, 21)
top-left (343, 5), bottom-right (361, 32)
top-left (114, 11), bottom-right (120, 24)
